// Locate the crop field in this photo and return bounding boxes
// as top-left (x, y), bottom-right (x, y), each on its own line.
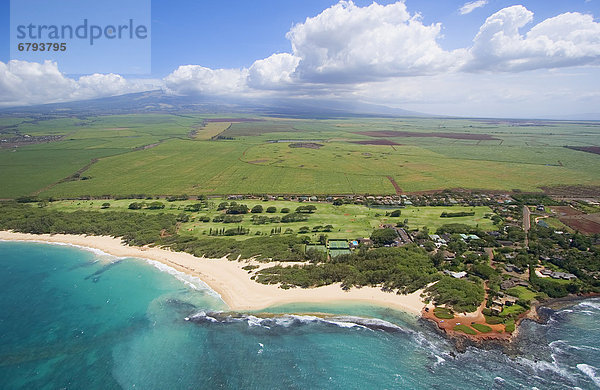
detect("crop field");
top-left (194, 122), bottom-right (231, 140)
top-left (1, 114), bottom-right (599, 198)
top-left (44, 199), bottom-right (496, 241)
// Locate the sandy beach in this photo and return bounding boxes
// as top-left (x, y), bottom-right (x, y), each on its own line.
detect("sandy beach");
top-left (0, 231), bottom-right (426, 315)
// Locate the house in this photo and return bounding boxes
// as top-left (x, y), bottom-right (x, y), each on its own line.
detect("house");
top-left (540, 268), bottom-right (553, 276)
top-left (501, 296), bottom-right (518, 306)
top-left (444, 270), bottom-right (467, 279)
top-left (358, 238), bottom-right (373, 246)
top-left (442, 251), bottom-right (456, 260)
top-left (504, 264), bottom-right (522, 273)
top-left (500, 280), bottom-right (516, 290)
top-left (490, 304), bottom-right (503, 315)
top-left (551, 272), bottom-right (577, 280)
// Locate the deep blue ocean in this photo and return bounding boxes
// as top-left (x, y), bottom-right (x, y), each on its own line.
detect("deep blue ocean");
top-left (1, 241), bottom-right (599, 389)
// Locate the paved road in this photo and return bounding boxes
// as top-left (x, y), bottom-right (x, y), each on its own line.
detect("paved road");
top-left (523, 206), bottom-right (531, 248)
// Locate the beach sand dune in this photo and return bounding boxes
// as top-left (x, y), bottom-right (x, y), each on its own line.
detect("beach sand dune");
top-left (0, 231), bottom-right (425, 315)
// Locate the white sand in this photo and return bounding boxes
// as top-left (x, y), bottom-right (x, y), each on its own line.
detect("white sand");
top-left (0, 231), bottom-right (426, 315)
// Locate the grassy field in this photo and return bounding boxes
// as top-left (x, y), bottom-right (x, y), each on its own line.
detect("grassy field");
top-left (44, 199), bottom-right (496, 241)
top-left (506, 286), bottom-right (537, 301)
top-left (454, 324), bottom-right (477, 335)
top-left (194, 122), bottom-right (231, 140)
top-left (1, 114), bottom-right (599, 198)
top-left (471, 323), bottom-right (493, 333)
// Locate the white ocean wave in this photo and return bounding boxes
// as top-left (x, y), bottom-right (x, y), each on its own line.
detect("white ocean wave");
top-left (578, 301), bottom-right (600, 311)
top-left (185, 311), bottom-right (412, 333)
top-left (515, 354), bottom-right (576, 384)
top-left (144, 259), bottom-right (222, 299)
top-left (577, 364), bottom-right (600, 387)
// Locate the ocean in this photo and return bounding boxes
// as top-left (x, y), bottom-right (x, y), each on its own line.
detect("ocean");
top-left (1, 241), bottom-right (599, 389)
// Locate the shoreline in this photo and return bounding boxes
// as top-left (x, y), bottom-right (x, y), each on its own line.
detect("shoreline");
top-left (0, 231), bottom-right (426, 316)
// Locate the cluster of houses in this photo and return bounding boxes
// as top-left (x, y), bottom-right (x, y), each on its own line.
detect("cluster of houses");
top-left (490, 295), bottom-right (518, 315)
top-left (223, 191), bottom-right (519, 209)
top-left (536, 268), bottom-right (577, 280)
top-left (428, 233), bottom-right (480, 248)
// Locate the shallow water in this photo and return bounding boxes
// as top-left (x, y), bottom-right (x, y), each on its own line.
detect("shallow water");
top-left (0, 241), bottom-right (599, 389)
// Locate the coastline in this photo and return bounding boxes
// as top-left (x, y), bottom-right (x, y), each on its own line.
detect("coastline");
top-left (0, 231), bottom-right (426, 315)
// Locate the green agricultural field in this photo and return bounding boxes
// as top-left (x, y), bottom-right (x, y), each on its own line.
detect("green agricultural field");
top-left (43, 199), bottom-right (496, 241)
top-left (1, 114), bottom-right (599, 198)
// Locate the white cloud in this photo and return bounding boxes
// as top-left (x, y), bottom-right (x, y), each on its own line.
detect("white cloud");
top-left (163, 65), bottom-right (248, 96)
top-left (247, 53), bottom-right (300, 89)
top-left (466, 5), bottom-right (600, 71)
top-left (286, 1), bottom-right (464, 82)
top-left (0, 60), bottom-right (156, 107)
top-left (459, 0), bottom-right (488, 15)
top-left (3, 2), bottom-right (600, 118)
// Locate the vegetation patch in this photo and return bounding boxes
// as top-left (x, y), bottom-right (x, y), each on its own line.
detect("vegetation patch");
top-left (504, 319), bottom-right (516, 333)
top-left (453, 324), bottom-right (477, 335)
top-left (471, 323), bottom-right (492, 333)
top-left (433, 307), bottom-right (454, 319)
top-left (426, 277), bottom-right (485, 313)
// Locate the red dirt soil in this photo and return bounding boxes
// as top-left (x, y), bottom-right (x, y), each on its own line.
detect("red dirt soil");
top-left (354, 131), bottom-right (499, 141)
top-left (387, 176), bottom-right (402, 194)
top-left (564, 146), bottom-right (600, 156)
top-left (551, 207), bottom-right (600, 234)
top-left (351, 139), bottom-right (402, 145)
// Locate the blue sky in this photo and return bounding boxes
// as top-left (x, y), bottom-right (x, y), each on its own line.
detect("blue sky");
top-left (1, 0), bottom-right (600, 117)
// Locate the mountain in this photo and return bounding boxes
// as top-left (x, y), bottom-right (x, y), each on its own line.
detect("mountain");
top-left (0, 90), bottom-right (428, 119)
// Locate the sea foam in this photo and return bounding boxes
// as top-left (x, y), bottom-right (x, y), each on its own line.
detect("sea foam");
top-left (144, 259), bottom-right (222, 299)
top-left (577, 364), bottom-right (600, 387)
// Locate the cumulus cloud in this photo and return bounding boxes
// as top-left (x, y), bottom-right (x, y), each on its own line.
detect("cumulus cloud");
top-left (247, 53), bottom-right (300, 89)
top-left (459, 1), bottom-right (488, 15)
top-left (466, 5), bottom-right (600, 71)
top-left (0, 60), bottom-right (157, 106)
top-left (4, 1), bottom-right (600, 114)
top-left (287, 1), bottom-right (463, 82)
top-left (163, 65), bottom-right (248, 95)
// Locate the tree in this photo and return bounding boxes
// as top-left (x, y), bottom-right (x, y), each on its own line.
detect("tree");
top-left (281, 208), bottom-right (290, 213)
top-left (251, 205), bottom-right (264, 213)
top-left (147, 201), bottom-right (165, 210)
top-left (333, 199), bottom-right (343, 206)
top-left (370, 228), bottom-right (398, 246)
top-left (389, 209), bottom-right (402, 217)
top-left (128, 202), bottom-right (143, 210)
top-left (217, 202), bottom-right (229, 210)
top-left (101, 202), bottom-right (111, 209)
top-left (296, 205), bottom-right (317, 213)
top-left (266, 206), bottom-right (277, 213)
top-left (226, 204), bottom-right (249, 214)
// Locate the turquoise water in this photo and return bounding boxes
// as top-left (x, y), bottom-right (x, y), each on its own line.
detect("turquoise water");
top-left (1, 241), bottom-right (599, 389)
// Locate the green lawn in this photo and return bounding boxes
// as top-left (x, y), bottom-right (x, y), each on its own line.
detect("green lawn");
top-left (433, 307), bottom-right (454, 319)
top-left (44, 199), bottom-right (497, 241)
top-left (454, 324), bottom-right (477, 335)
top-left (506, 286), bottom-right (537, 302)
top-left (499, 304), bottom-right (527, 318)
top-left (471, 323), bottom-right (493, 333)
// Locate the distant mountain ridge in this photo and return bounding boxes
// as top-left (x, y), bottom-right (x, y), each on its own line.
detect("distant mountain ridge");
top-left (0, 90), bottom-right (428, 119)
